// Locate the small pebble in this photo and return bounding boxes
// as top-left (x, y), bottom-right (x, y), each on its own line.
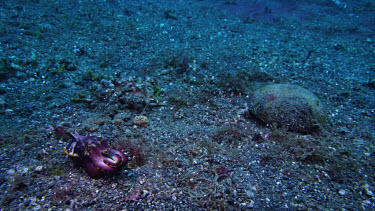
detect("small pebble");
top-left (0, 98), bottom-right (5, 107)
top-left (5, 109), bottom-right (13, 116)
top-left (338, 189), bottom-right (346, 195)
top-left (34, 166), bottom-right (43, 173)
top-left (134, 115), bottom-right (149, 127)
top-left (363, 184), bottom-right (374, 196)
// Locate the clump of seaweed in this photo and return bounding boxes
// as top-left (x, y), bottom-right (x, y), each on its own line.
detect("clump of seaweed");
top-left (212, 126), bottom-right (244, 145)
top-left (0, 58), bottom-right (16, 81)
top-left (164, 55), bottom-right (193, 76)
top-left (217, 71), bottom-right (252, 96)
top-left (47, 59), bottom-right (76, 75)
top-left (82, 70), bottom-right (105, 82)
top-left (261, 129), bottom-right (329, 165)
top-left (92, 76), bottom-right (164, 117)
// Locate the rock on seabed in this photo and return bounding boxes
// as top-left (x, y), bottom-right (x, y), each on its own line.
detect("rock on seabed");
top-left (248, 84), bottom-right (325, 133)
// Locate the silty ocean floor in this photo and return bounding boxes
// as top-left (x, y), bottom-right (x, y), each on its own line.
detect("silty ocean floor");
top-left (0, 0), bottom-right (374, 210)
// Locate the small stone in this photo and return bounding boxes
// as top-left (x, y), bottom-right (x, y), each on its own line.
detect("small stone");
top-left (363, 184), bottom-right (374, 196)
top-left (248, 200), bottom-right (255, 208)
top-left (114, 118), bottom-right (123, 125)
top-left (0, 98), bottom-right (5, 107)
top-left (159, 69), bottom-right (170, 75)
top-left (338, 189), bottom-right (346, 195)
top-left (246, 190), bottom-right (255, 198)
top-left (367, 78), bottom-right (375, 88)
top-left (5, 169), bottom-right (16, 182)
top-left (134, 115), bottom-right (149, 127)
top-left (34, 166), bottom-right (43, 173)
top-left (140, 190), bottom-right (149, 199)
top-left (18, 166), bottom-right (30, 174)
top-left (4, 109), bottom-right (13, 116)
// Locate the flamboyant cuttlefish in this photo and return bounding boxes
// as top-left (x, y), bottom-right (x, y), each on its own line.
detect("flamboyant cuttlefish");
top-left (64, 132), bottom-right (128, 178)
